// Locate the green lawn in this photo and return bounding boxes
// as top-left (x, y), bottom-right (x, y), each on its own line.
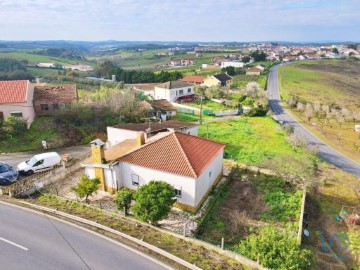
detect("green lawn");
top-left (198, 116), bottom-right (308, 164)
top-left (172, 112), bottom-right (213, 122)
top-left (185, 100), bottom-right (231, 111)
top-left (232, 74), bottom-right (267, 89)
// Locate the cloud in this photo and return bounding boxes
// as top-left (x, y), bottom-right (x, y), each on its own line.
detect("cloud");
top-left (0, 0), bottom-right (359, 41)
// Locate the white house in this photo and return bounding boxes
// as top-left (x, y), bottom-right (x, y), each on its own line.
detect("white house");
top-left (82, 132), bottom-right (225, 212)
top-left (154, 81), bottom-right (194, 102)
top-left (147, 99), bottom-right (177, 121)
top-left (0, 80), bottom-right (35, 127)
top-left (220, 61), bottom-right (244, 68)
top-left (107, 120), bottom-right (199, 147)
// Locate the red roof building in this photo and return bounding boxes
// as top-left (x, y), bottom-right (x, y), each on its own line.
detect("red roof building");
top-left (82, 131), bottom-right (225, 212)
top-left (181, 75), bottom-right (207, 85)
top-left (0, 80), bottom-right (35, 126)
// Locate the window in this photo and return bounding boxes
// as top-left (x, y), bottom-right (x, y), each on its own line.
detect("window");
top-left (53, 103), bottom-right (59, 110)
top-left (188, 88), bottom-right (192, 93)
top-left (174, 185), bottom-right (182, 198)
top-left (131, 174), bottom-right (139, 186)
top-left (33, 159), bottom-right (44, 167)
top-left (40, 104), bottom-right (49, 111)
top-left (10, 112), bottom-right (23, 118)
top-left (179, 90), bottom-right (184, 95)
top-left (209, 171), bottom-right (212, 178)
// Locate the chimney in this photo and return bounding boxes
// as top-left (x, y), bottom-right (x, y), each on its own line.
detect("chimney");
top-left (112, 75), bottom-right (116, 82)
top-left (137, 132), bottom-right (145, 147)
top-left (90, 139), bottom-right (105, 164)
top-left (89, 139), bottom-right (106, 191)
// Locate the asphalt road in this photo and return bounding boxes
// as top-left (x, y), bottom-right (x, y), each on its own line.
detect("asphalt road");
top-left (0, 201), bottom-right (172, 270)
top-left (268, 64), bottom-right (360, 178)
top-left (0, 145), bottom-right (91, 168)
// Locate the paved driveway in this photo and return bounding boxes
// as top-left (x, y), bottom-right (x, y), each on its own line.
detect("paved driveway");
top-left (0, 146), bottom-right (91, 168)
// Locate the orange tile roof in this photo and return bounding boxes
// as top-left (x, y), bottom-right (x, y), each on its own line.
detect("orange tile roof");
top-left (0, 80), bottom-right (29, 104)
top-left (118, 132), bottom-right (225, 178)
top-left (181, 75), bottom-right (207, 84)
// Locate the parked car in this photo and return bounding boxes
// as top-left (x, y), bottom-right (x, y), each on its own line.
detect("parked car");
top-left (17, 152), bottom-right (61, 175)
top-left (0, 161), bottom-right (19, 185)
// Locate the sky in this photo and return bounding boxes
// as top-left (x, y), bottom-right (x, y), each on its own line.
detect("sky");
top-left (0, 0), bottom-right (359, 42)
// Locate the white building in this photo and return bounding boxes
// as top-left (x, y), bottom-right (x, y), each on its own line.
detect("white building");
top-left (154, 81), bottom-right (194, 102)
top-left (0, 80), bottom-right (35, 127)
top-left (107, 120), bottom-right (198, 147)
top-left (220, 61), bottom-right (244, 68)
top-left (82, 132), bottom-right (225, 212)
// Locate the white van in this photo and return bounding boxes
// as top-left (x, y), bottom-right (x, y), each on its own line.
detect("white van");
top-left (17, 152), bottom-right (61, 175)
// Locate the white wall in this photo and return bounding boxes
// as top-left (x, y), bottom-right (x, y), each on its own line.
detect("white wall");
top-left (107, 127), bottom-right (138, 146)
top-left (84, 167), bottom-right (96, 179)
top-left (121, 162), bottom-right (197, 207)
top-left (155, 86), bottom-right (194, 102)
top-left (83, 149), bottom-right (223, 209)
top-left (0, 81), bottom-right (35, 127)
top-left (221, 62), bottom-right (244, 68)
top-left (195, 150), bottom-right (223, 206)
top-left (187, 126), bottom-right (198, 136)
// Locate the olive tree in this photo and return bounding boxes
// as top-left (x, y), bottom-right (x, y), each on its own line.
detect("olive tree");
top-left (113, 188), bottom-right (133, 216)
top-left (71, 174), bottom-right (100, 203)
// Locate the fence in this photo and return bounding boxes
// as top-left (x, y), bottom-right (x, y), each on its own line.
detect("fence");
top-left (176, 107), bottom-right (195, 115)
top-left (214, 109), bottom-right (240, 117)
top-left (0, 151), bottom-right (90, 197)
top-left (297, 187), bottom-right (307, 244)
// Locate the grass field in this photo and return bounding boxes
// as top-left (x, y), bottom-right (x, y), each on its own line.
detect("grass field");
top-left (0, 51), bottom-right (89, 66)
top-left (232, 74), bottom-right (267, 89)
top-left (279, 59), bottom-right (360, 162)
top-left (27, 67), bottom-right (60, 77)
top-left (98, 49), bottom-right (229, 71)
top-left (198, 116), bottom-right (309, 164)
top-left (279, 59), bottom-right (360, 111)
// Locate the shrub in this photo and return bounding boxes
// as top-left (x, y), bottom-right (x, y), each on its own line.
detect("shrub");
top-left (133, 181), bottom-right (176, 224)
top-left (71, 174), bottom-right (100, 203)
top-left (245, 106), bottom-right (267, 117)
top-left (113, 188), bottom-right (133, 216)
top-left (233, 226), bottom-right (313, 269)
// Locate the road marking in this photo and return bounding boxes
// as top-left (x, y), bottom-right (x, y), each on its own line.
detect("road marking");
top-left (0, 236), bottom-right (29, 251)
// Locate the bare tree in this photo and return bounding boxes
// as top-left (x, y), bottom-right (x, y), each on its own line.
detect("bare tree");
top-left (321, 104), bottom-right (330, 115)
top-left (336, 113), bottom-right (345, 128)
top-left (245, 82), bottom-right (261, 97)
top-left (305, 103), bottom-right (314, 122)
top-left (287, 95), bottom-right (297, 108)
top-left (314, 103), bottom-right (321, 113)
top-left (336, 132), bottom-right (344, 146)
top-left (287, 133), bottom-right (307, 151)
top-left (341, 108), bottom-right (353, 122)
top-left (297, 102), bottom-right (304, 111)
